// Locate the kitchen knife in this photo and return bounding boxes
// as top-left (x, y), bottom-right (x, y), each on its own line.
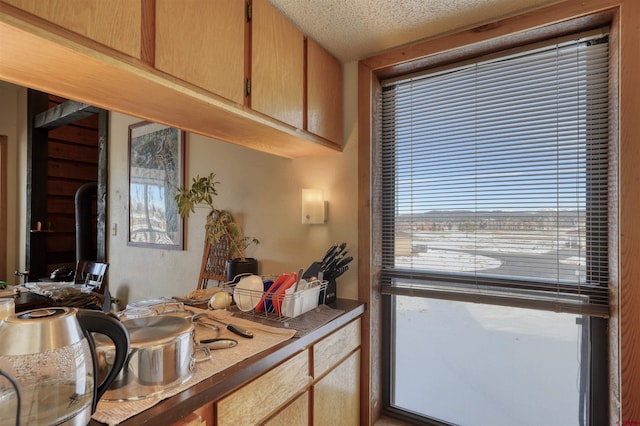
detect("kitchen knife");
top-left (321, 244), bottom-right (338, 264)
top-left (325, 250), bottom-right (349, 272)
top-left (331, 265), bottom-right (349, 279)
top-left (322, 242), bottom-right (347, 271)
top-left (321, 246), bottom-right (341, 269)
top-left (207, 317), bottom-right (254, 338)
top-left (334, 256), bottom-right (353, 270)
top-left (324, 265), bottom-right (348, 281)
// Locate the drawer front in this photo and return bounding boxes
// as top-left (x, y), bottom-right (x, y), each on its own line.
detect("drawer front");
top-left (217, 350), bottom-right (310, 426)
top-left (313, 318), bottom-right (361, 378)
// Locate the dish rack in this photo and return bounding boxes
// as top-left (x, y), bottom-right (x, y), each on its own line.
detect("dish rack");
top-left (225, 276), bottom-right (328, 322)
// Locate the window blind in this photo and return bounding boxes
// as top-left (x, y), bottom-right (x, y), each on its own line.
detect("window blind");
top-left (380, 32), bottom-right (610, 317)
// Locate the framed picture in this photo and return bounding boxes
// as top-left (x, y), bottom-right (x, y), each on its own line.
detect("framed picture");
top-left (127, 121), bottom-right (185, 249)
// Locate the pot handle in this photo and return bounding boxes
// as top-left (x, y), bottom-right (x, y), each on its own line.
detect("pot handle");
top-left (193, 345), bottom-right (212, 363)
top-left (77, 309), bottom-right (130, 412)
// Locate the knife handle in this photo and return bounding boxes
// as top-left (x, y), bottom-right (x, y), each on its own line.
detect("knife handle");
top-left (227, 324), bottom-right (254, 338)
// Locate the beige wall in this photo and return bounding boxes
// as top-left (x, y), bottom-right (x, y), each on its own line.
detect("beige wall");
top-left (0, 63), bottom-right (359, 305)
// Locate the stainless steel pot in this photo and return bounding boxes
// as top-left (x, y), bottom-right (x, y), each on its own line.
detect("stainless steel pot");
top-left (95, 315), bottom-right (209, 401)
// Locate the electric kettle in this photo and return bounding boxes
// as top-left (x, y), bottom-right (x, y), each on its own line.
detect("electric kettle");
top-left (0, 307), bottom-right (129, 425)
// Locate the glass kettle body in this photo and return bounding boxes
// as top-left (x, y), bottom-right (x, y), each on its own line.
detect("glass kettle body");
top-left (0, 307), bottom-right (129, 425)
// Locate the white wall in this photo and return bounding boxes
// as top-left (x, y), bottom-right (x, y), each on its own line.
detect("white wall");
top-left (107, 62), bottom-right (359, 306)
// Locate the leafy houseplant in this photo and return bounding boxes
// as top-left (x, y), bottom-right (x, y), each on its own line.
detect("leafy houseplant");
top-left (175, 173), bottom-right (259, 279)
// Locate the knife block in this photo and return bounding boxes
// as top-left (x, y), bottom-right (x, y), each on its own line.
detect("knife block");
top-left (303, 261), bottom-right (337, 305)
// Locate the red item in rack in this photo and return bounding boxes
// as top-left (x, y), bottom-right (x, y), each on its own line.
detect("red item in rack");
top-left (271, 273), bottom-right (298, 316)
top-left (254, 273), bottom-right (291, 312)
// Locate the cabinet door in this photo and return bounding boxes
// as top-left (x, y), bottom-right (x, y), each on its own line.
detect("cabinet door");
top-left (251, 0), bottom-right (303, 129)
top-left (263, 391), bottom-right (309, 426)
top-left (217, 350), bottom-right (310, 426)
top-left (307, 39), bottom-right (343, 145)
top-left (313, 350), bottom-right (360, 426)
top-left (155, 0), bottom-right (245, 105)
top-left (1, 0), bottom-right (141, 57)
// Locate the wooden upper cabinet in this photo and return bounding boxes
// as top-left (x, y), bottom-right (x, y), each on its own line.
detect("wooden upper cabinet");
top-left (1, 0), bottom-right (141, 57)
top-left (155, 0), bottom-right (246, 105)
top-left (307, 39), bottom-right (343, 145)
top-left (251, 0), bottom-right (304, 129)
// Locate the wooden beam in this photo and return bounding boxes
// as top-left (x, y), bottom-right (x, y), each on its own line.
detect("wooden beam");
top-left (34, 100), bottom-right (100, 130)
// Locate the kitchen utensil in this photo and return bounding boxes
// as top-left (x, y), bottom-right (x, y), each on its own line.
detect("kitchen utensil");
top-left (0, 307), bottom-right (129, 425)
top-left (280, 280), bottom-right (325, 318)
top-left (193, 313), bottom-right (220, 335)
top-left (206, 316), bottom-right (254, 338)
top-left (271, 273), bottom-right (299, 316)
top-left (199, 338), bottom-right (238, 349)
top-left (321, 242), bottom-right (347, 271)
top-left (233, 274), bottom-right (264, 312)
top-left (291, 268), bottom-right (304, 292)
top-left (95, 315), bottom-right (210, 401)
top-left (329, 265), bottom-right (349, 280)
top-left (324, 250), bottom-right (347, 272)
top-left (255, 273), bottom-right (293, 313)
top-left (195, 320), bottom-right (220, 333)
top-left (321, 244), bottom-right (337, 264)
top-left (334, 255), bottom-right (353, 270)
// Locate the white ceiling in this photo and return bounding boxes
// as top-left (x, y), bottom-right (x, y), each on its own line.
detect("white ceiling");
top-left (269, 0), bottom-right (562, 63)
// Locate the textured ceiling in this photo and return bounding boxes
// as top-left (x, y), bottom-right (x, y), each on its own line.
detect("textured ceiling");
top-left (269, 0), bottom-right (562, 63)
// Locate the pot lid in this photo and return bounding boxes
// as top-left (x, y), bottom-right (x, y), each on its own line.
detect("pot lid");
top-left (123, 315), bottom-right (193, 345)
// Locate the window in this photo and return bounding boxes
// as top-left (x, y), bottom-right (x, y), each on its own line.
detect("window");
top-left (379, 31), bottom-right (610, 425)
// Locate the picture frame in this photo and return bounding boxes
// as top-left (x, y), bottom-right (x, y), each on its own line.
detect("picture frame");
top-left (127, 121), bottom-right (185, 249)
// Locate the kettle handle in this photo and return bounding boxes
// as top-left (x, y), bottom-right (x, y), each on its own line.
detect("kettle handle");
top-left (77, 309), bottom-right (130, 413)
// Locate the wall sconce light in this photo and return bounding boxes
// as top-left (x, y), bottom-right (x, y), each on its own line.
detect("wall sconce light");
top-left (302, 188), bottom-right (327, 224)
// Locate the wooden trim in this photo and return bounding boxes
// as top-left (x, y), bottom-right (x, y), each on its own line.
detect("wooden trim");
top-left (357, 61), bottom-right (374, 425)
top-left (0, 135), bottom-right (6, 280)
top-left (140, 0), bottom-right (155, 66)
top-left (358, 0), bottom-right (639, 423)
top-left (617, 1), bottom-right (640, 422)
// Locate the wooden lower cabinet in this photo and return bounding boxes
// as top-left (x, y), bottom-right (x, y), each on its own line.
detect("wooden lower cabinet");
top-left (177, 317), bottom-right (362, 426)
top-left (313, 350), bottom-right (361, 426)
top-left (216, 350), bottom-right (310, 426)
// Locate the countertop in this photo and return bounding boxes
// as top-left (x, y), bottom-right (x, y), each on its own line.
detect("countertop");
top-left (89, 299), bottom-right (365, 425)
